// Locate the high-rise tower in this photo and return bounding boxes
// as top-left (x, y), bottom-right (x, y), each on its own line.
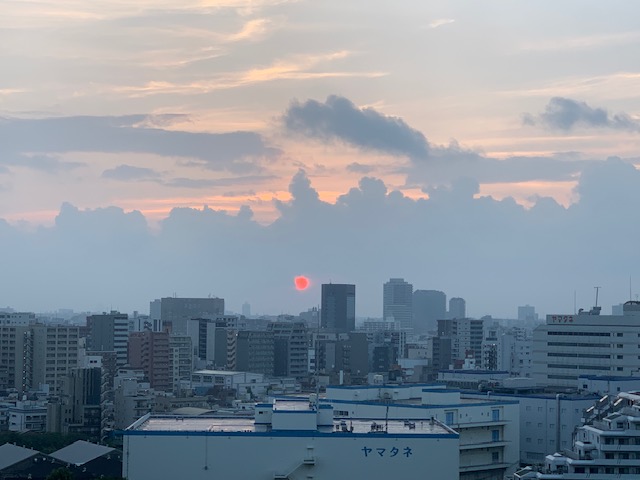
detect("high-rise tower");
top-left (383, 278), bottom-right (413, 330)
top-left (413, 290), bottom-right (446, 334)
top-left (321, 284), bottom-right (356, 332)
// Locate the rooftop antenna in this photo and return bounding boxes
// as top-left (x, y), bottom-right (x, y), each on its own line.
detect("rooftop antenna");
top-left (573, 290), bottom-right (576, 315)
top-left (594, 286), bottom-right (601, 308)
top-left (630, 275), bottom-right (633, 302)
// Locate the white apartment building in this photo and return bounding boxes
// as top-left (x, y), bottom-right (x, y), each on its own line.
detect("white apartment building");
top-left (323, 383), bottom-right (519, 480)
top-left (465, 391), bottom-right (599, 465)
top-left (0, 323), bottom-right (79, 393)
top-left (31, 324), bottom-right (80, 394)
top-left (515, 391), bottom-right (640, 478)
top-left (579, 375), bottom-right (640, 396)
top-left (9, 401), bottom-right (47, 432)
top-left (533, 301), bottom-right (640, 388)
top-left (0, 312), bottom-right (36, 326)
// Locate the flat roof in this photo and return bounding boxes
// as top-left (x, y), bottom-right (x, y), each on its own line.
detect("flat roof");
top-left (126, 415), bottom-right (456, 438)
top-left (193, 370), bottom-right (245, 375)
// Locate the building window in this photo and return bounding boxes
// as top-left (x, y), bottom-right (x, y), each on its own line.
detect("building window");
top-left (492, 409), bottom-right (500, 421)
top-left (445, 411), bottom-right (454, 425)
top-left (491, 452), bottom-right (500, 463)
top-left (492, 430), bottom-right (500, 442)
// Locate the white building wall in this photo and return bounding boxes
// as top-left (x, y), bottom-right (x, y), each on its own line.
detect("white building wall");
top-left (324, 390), bottom-right (519, 479)
top-left (533, 311), bottom-right (640, 388)
top-left (124, 432), bottom-right (459, 480)
top-left (465, 392), bottom-right (597, 465)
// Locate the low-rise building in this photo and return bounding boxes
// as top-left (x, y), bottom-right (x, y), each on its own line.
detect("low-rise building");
top-left (191, 370), bottom-right (267, 398)
top-left (8, 401), bottom-right (47, 432)
top-left (324, 383), bottom-right (519, 480)
top-left (515, 391), bottom-right (640, 478)
top-left (122, 401), bottom-right (459, 480)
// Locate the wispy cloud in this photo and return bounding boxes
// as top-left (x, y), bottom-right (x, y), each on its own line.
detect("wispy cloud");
top-left (426, 18), bottom-right (455, 29)
top-left (501, 72), bottom-right (640, 100)
top-left (0, 88), bottom-right (27, 96)
top-left (102, 164), bottom-right (162, 181)
top-left (1, 154), bottom-right (84, 174)
top-left (164, 174), bottom-right (277, 188)
top-left (0, 115), bottom-right (279, 173)
top-left (114, 51), bottom-right (386, 97)
top-left (520, 31), bottom-right (640, 52)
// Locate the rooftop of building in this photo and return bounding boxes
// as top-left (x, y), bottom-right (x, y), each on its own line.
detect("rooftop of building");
top-left (50, 440), bottom-right (115, 466)
top-left (0, 444), bottom-right (38, 470)
top-left (126, 414), bottom-right (455, 437)
top-left (578, 375), bottom-right (640, 381)
top-left (192, 369), bottom-right (262, 376)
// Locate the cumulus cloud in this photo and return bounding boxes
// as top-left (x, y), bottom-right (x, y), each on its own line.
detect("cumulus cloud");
top-left (282, 95), bottom-right (593, 188)
top-left (0, 115), bottom-right (279, 174)
top-left (3, 160), bottom-right (640, 318)
top-left (283, 95), bottom-right (430, 159)
top-left (524, 97), bottom-right (640, 131)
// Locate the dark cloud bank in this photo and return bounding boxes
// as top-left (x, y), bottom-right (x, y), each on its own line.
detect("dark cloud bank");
top-left (2, 160), bottom-right (640, 318)
top-left (524, 97), bottom-right (640, 132)
top-left (0, 114), bottom-right (278, 174)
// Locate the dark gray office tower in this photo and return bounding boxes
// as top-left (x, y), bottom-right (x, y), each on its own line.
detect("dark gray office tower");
top-left (153, 297), bottom-right (225, 334)
top-left (449, 297), bottom-right (466, 319)
top-left (321, 284), bottom-right (356, 332)
top-left (413, 290), bottom-right (446, 334)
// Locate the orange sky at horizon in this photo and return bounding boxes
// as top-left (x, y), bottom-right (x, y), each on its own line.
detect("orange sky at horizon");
top-left (1, 178), bottom-right (579, 229)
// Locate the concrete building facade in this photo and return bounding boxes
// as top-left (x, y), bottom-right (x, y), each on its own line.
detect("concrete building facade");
top-left (324, 384), bottom-right (519, 480)
top-left (153, 297), bottom-right (225, 335)
top-left (87, 312), bottom-right (130, 367)
top-left (383, 278), bottom-right (413, 330)
top-left (412, 290), bottom-right (446, 335)
top-left (533, 301), bottom-right (640, 388)
top-left (123, 402), bottom-right (459, 480)
top-left (128, 330), bottom-right (171, 392)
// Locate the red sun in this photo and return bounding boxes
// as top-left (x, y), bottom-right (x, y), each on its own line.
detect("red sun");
top-left (294, 276), bottom-right (310, 291)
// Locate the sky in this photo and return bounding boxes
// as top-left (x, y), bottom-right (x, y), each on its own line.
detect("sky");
top-left (2, 0), bottom-right (640, 318)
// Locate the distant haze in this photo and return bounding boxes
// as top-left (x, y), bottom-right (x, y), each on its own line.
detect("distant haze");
top-left (1, 1), bottom-right (640, 317)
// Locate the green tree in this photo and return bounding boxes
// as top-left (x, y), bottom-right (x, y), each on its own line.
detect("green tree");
top-left (46, 467), bottom-right (74, 480)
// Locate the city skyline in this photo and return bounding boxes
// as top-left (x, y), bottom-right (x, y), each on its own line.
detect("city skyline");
top-left (2, 1), bottom-right (640, 318)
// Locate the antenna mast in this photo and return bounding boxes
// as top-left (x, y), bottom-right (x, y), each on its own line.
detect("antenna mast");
top-left (594, 286), bottom-right (601, 308)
